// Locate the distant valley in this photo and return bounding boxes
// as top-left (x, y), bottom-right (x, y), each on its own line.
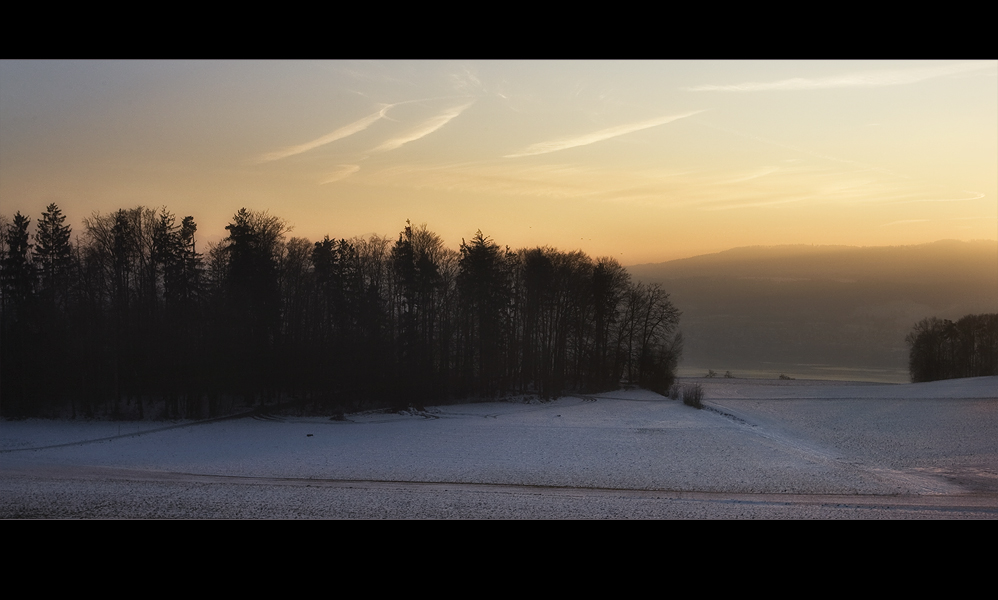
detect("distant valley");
top-left (627, 240), bottom-right (998, 382)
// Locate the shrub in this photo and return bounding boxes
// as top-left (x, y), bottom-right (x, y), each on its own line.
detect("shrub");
top-left (705, 369), bottom-right (716, 378)
top-left (724, 370), bottom-right (733, 378)
top-left (779, 373), bottom-right (794, 380)
top-left (682, 383), bottom-right (704, 409)
top-left (668, 384), bottom-right (681, 400)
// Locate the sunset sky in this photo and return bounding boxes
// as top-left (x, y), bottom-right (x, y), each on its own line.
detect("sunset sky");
top-left (1, 60), bottom-right (995, 264)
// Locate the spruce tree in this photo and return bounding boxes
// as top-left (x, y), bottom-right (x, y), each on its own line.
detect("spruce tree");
top-left (34, 203), bottom-right (72, 304)
top-left (2, 212), bottom-right (35, 309)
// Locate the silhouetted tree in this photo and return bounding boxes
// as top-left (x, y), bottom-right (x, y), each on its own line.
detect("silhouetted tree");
top-left (390, 222), bottom-right (445, 405)
top-left (32, 205), bottom-right (80, 415)
top-left (155, 212), bottom-right (202, 311)
top-left (0, 213), bottom-right (36, 414)
top-left (589, 257), bottom-right (631, 390)
top-left (0, 214), bottom-right (7, 309)
top-left (518, 247), bottom-right (555, 396)
top-left (458, 231), bottom-right (514, 397)
top-left (2, 212), bottom-right (34, 310)
top-left (34, 203), bottom-right (73, 306)
top-left (621, 282), bottom-right (682, 393)
top-left (220, 208), bottom-right (288, 404)
top-left (907, 314), bottom-right (998, 382)
top-left (150, 210), bottom-right (204, 416)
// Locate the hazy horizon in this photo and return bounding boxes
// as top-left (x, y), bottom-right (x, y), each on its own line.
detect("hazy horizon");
top-left (2, 60), bottom-right (995, 264)
top-left (629, 239), bottom-right (998, 382)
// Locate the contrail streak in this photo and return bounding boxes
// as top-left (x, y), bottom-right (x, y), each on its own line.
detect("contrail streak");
top-left (505, 110), bottom-right (704, 158)
top-left (258, 104), bottom-right (394, 162)
top-left (319, 164), bottom-right (361, 184)
top-left (880, 219), bottom-right (930, 227)
top-left (370, 101), bottom-right (475, 152)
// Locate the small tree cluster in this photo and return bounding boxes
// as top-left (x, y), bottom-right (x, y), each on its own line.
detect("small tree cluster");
top-left (906, 314), bottom-right (998, 382)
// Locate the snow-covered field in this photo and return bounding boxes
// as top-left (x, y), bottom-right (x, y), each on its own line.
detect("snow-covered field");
top-left (2, 377), bottom-right (997, 519)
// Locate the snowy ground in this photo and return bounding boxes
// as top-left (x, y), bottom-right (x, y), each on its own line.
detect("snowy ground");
top-left (2, 376), bottom-right (997, 519)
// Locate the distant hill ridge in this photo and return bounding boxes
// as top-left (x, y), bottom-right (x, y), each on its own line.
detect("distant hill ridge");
top-left (628, 239), bottom-right (997, 284)
top-left (624, 240), bottom-right (998, 381)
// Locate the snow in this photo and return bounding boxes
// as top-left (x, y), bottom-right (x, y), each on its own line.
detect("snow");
top-left (2, 377), bottom-right (997, 518)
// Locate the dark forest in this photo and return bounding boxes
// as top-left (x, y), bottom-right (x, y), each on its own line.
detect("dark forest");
top-left (1, 205), bottom-right (682, 418)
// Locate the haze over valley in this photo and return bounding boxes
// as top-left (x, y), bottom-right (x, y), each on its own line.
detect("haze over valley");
top-left (629, 239), bottom-right (998, 381)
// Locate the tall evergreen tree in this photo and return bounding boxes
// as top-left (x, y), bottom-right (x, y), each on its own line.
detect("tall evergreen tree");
top-left (390, 222), bottom-right (444, 404)
top-left (2, 212), bottom-right (35, 309)
top-left (458, 231), bottom-right (514, 397)
top-left (221, 208), bottom-right (288, 403)
top-left (1, 213), bottom-right (37, 414)
top-left (34, 203), bottom-right (73, 304)
top-left (154, 211), bottom-right (201, 310)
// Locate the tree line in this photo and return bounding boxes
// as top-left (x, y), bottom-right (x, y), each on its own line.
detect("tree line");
top-left (906, 314), bottom-right (998, 382)
top-left (1, 205), bottom-right (682, 418)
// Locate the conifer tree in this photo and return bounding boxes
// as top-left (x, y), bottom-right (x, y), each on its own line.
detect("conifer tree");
top-left (34, 203), bottom-right (72, 302)
top-left (2, 212), bottom-right (35, 308)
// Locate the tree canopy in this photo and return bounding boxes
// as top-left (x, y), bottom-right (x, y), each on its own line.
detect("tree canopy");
top-left (907, 314), bottom-right (998, 382)
top-left (1, 206), bottom-right (683, 418)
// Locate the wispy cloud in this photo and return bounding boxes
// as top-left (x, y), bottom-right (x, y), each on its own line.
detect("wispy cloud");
top-left (356, 149), bottom-right (981, 216)
top-left (699, 196), bottom-right (810, 211)
top-left (258, 105), bottom-right (394, 163)
top-left (684, 62), bottom-right (994, 92)
top-left (366, 161), bottom-right (698, 204)
top-left (890, 191), bottom-right (985, 203)
top-left (697, 120), bottom-right (907, 181)
top-left (370, 101), bottom-right (475, 153)
top-left (505, 110), bottom-right (704, 158)
top-left (682, 161), bottom-right (970, 211)
top-left (372, 162), bottom-right (603, 199)
top-left (319, 164), bottom-right (361, 184)
top-left (720, 166), bottom-right (781, 184)
top-left (880, 219), bottom-right (931, 227)
top-left (449, 65), bottom-right (485, 95)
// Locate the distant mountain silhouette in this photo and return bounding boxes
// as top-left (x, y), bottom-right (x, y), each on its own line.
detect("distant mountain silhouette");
top-left (628, 240), bottom-right (998, 382)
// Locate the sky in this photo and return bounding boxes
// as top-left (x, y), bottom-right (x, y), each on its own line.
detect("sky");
top-left (1, 60), bottom-right (995, 264)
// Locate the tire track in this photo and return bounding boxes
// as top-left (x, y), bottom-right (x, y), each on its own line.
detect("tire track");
top-left (4, 464), bottom-right (995, 517)
top-left (702, 400), bottom-right (962, 495)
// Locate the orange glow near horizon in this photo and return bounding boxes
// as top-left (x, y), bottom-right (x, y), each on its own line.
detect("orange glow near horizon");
top-left (2, 60), bottom-right (995, 264)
